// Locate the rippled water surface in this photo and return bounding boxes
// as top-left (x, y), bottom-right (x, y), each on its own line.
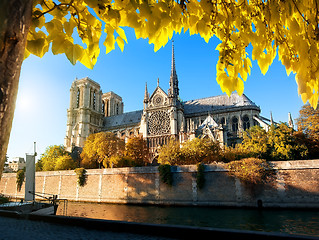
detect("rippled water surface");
top-left (58, 202), bottom-right (319, 237)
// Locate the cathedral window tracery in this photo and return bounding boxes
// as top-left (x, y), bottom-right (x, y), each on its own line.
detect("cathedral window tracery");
top-left (148, 110), bottom-right (171, 136)
top-left (220, 117), bottom-right (226, 125)
top-left (243, 115), bottom-right (250, 130)
top-left (76, 88), bottom-right (80, 108)
top-left (232, 116), bottom-right (238, 132)
top-left (93, 91), bottom-right (96, 110)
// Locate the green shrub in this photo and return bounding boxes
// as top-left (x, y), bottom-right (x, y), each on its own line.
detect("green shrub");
top-left (196, 163), bottom-right (205, 190)
top-left (74, 168), bottom-right (87, 187)
top-left (0, 194), bottom-right (9, 204)
top-left (226, 158), bottom-right (272, 185)
top-left (16, 169), bottom-right (25, 192)
top-left (158, 164), bottom-right (173, 186)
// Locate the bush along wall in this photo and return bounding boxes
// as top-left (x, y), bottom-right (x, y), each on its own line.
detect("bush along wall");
top-left (158, 164), bottom-right (173, 186)
top-left (196, 163), bottom-right (205, 190)
top-left (75, 168), bottom-right (87, 187)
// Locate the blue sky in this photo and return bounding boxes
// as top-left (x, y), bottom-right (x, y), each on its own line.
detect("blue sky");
top-left (7, 28), bottom-right (304, 159)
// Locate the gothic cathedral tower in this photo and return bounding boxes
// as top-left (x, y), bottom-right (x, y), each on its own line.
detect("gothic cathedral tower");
top-left (140, 42), bottom-right (185, 154)
top-left (64, 77), bottom-right (104, 152)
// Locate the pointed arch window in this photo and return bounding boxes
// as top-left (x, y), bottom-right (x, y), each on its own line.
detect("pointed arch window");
top-left (116, 103), bottom-right (119, 115)
top-left (102, 101), bottom-right (105, 114)
top-left (220, 117), bottom-right (226, 125)
top-left (76, 88), bottom-right (80, 108)
top-left (232, 116), bottom-right (238, 132)
top-left (89, 88), bottom-right (92, 107)
top-left (243, 115), bottom-right (250, 130)
top-left (93, 91), bottom-right (96, 110)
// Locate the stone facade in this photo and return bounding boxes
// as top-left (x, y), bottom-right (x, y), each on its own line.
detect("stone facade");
top-left (64, 43), bottom-right (267, 154)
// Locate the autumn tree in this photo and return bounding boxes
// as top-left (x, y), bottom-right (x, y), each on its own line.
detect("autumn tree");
top-left (1, 0), bottom-right (319, 178)
top-left (268, 123), bottom-right (308, 160)
top-left (54, 155), bottom-right (77, 170)
top-left (40, 145), bottom-right (72, 171)
top-left (80, 132), bottom-right (125, 168)
top-left (124, 136), bottom-right (149, 166)
top-left (296, 103), bottom-right (319, 141)
top-left (240, 126), bottom-right (270, 159)
top-left (180, 138), bottom-right (221, 164)
top-left (158, 140), bottom-right (182, 165)
top-left (296, 103), bottom-right (319, 158)
top-left (158, 138), bottom-right (221, 165)
top-left (239, 123), bottom-right (308, 160)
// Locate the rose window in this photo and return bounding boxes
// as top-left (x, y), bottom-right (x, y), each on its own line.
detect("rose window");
top-left (148, 111), bottom-right (171, 135)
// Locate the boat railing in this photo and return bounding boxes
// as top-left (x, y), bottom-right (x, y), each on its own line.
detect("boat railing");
top-left (28, 191), bottom-right (68, 216)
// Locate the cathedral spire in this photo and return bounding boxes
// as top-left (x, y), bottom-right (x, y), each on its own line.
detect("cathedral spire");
top-left (169, 41), bottom-right (179, 98)
top-left (288, 112), bottom-right (294, 129)
top-left (144, 82), bottom-right (149, 103)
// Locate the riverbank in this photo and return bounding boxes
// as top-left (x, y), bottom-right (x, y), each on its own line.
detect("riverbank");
top-left (1, 160), bottom-right (319, 208)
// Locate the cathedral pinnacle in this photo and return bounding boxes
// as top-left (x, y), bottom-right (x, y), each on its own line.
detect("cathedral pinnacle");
top-left (169, 41), bottom-right (179, 98)
top-left (144, 82), bottom-right (149, 103)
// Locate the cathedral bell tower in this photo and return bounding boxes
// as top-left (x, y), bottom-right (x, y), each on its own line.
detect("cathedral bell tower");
top-left (64, 77), bottom-right (104, 151)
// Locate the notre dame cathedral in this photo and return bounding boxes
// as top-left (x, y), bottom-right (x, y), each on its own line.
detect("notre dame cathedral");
top-left (64, 44), bottom-right (271, 155)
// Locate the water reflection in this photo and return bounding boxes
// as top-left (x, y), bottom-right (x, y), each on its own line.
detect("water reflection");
top-left (57, 202), bottom-right (319, 237)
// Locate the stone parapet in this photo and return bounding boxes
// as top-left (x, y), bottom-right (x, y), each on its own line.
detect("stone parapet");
top-left (1, 160), bottom-right (319, 208)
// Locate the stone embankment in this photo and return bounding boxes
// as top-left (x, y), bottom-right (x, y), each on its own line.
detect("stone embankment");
top-left (1, 160), bottom-right (319, 208)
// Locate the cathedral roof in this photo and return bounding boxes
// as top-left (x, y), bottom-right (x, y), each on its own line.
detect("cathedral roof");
top-left (183, 93), bottom-right (260, 116)
top-left (103, 110), bottom-right (143, 130)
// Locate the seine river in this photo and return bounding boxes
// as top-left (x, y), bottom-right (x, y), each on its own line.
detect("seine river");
top-left (57, 202), bottom-right (319, 237)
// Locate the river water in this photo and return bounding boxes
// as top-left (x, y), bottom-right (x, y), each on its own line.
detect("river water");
top-left (57, 202), bottom-right (319, 237)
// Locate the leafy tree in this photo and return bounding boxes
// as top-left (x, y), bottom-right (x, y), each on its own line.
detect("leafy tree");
top-left (1, 0), bottom-right (319, 178)
top-left (80, 132), bottom-right (125, 168)
top-left (158, 140), bottom-right (182, 165)
top-left (268, 123), bottom-right (308, 160)
top-left (180, 138), bottom-right (221, 164)
top-left (40, 145), bottom-right (70, 171)
top-left (239, 123), bottom-right (308, 161)
top-left (296, 103), bottom-right (319, 158)
top-left (106, 155), bottom-right (137, 168)
top-left (54, 155), bottom-right (77, 171)
top-left (222, 146), bottom-right (250, 163)
top-left (296, 103), bottom-right (319, 141)
top-left (158, 138), bottom-right (221, 165)
top-left (124, 136), bottom-right (149, 166)
top-left (16, 169), bottom-right (25, 192)
top-left (35, 159), bottom-right (43, 171)
top-left (240, 126), bottom-right (269, 159)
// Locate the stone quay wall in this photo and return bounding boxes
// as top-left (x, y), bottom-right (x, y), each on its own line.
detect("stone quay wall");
top-left (1, 160), bottom-right (319, 208)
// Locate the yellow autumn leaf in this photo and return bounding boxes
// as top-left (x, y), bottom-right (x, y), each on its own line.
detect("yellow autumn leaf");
top-left (65, 44), bottom-right (84, 65)
top-left (116, 36), bottom-right (125, 52)
top-left (116, 27), bottom-right (127, 43)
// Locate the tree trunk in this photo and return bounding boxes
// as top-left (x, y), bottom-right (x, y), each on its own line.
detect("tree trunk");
top-left (0, 0), bottom-right (33, 180)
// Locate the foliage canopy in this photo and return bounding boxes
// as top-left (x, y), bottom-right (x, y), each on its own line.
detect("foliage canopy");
top-left (158, 138), bottom-right (221, 165)
top-left (40, 145), bottom-right (73, 171)
top-left (296, 102), bottom-right (319, 158)
top-left (240, 124), bottom-right (308, 161)
top-left (80, 132), bottom-right (125, 168)
top-left (27, 0), bottom-right (319, 108)
top-left (124, 136), bottom-right (149, 166)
